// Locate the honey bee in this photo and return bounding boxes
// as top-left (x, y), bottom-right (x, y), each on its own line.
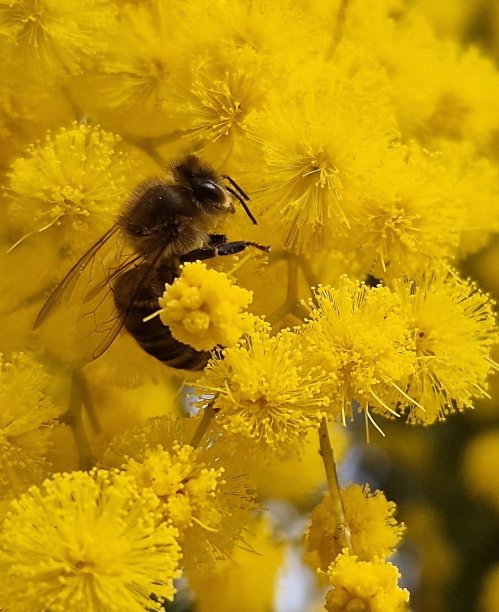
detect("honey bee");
top-left (35, 155), bottom-right (268, 370)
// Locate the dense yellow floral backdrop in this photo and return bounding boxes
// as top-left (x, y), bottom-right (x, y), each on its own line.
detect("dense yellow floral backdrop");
top-left (1, 1), bottom-right (499, 610)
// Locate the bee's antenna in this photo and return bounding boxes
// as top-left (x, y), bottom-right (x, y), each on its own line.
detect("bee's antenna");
top-left (222, 175), bottom-right (257, 225)
top-left (226, 186), bottom-right (258, 225)
top-left (222, 175), bottom-right (250, 201)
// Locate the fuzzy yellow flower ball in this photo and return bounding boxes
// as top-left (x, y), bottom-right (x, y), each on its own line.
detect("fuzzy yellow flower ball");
top-left (325, 552), bottom-right (409, 611)
top-left (305, 485), bottom-right (405, 571)
top-left (0, 352), bottom-right (63, 501)
top-left (0, 469), bottom-right (181, 611)
top-left (196, 320), bottom-right (331, 455)
top-left (103, 415), bottom-right (256, 568)
top-left (158, 261), bottom-right (253, 351)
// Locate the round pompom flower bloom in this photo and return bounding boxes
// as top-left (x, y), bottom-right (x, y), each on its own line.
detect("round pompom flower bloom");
top-left (0, 352), bottom-right (62, 500)
top-left (391, 269), bottom-right (497, 424)
top-left (124, 444), bottom-right (226, 532)
top-left (71, 0), bottom-right (185, 137)
top-left (195, 320), bottom-right (331, 455)
top-left (0, 469), bottom-right (181, 612)
top-left (346, 145), bottom-right (464, 280)
top-left (162, 46), bottom-right (271, 164)
top-left (103, 415), bottom-right (256, 568)
top-left (5, 122), bottom-right (137, 259)
top-left (305, 484), bottom-right (405, 571)
top-left (325, 552), bottom-right (409, 611)
top-left (157, 261), bottom-right (253, 351)
top-left (238, 54), bottom-right (398, 254)
top-left (302, 277), bottom-right (416, 431)
top-left (395, 36), bottom-right (499, 149)
top-left (0, 0), bottom-right (116, 83)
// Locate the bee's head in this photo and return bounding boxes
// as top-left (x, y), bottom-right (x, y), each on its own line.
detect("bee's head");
top-left (171, 155), bottom-right (234, 215)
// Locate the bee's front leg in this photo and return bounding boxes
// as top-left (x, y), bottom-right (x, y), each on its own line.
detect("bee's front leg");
top-left (206, 234), bottom-right (227, 246)
top-left (180, 241), bottom-right (270, 263)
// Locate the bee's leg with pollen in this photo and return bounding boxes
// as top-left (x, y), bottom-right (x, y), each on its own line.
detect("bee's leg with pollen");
top-left (180, 241), bottom-right (270, 263)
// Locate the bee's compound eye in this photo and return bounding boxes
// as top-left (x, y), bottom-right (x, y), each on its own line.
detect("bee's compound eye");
top-left (201, 181), bottom-right (217, 190)
top-left (197, 180), bottom-right (225, 205)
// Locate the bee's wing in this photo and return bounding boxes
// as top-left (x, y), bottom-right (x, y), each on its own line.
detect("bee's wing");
top-left (34, 225), bottom-right (122, 328)
top-left (35, 225), bottom-right (147, 363)
top-left (77, 246), bottom-right (165, 362)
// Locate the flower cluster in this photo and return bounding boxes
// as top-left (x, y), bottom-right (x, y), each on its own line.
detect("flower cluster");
top-left (325, 552), bottom-right (410, 612)
top-left (0, 469), bottom-right (181, 611)
top-left (103, 415), bottom-right (256, 568)
top-left (305, 484), bottom-right (405, 571)
top-left (302, 278), bottom-right (416, 428)
top-left (0, 352), bottom-right (62, 502)
top-left (196, 321), bottom-right (330, 455)
top-left (5, 122), bottom-right (138, 260)
top-left (157, 261), bottom-right (253, 351)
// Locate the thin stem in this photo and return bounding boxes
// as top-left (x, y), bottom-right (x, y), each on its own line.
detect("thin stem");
top-left (0, 283), bottom-right (54, 316)
top-left (290, 301), bottom-right (309, 321)
top-left (119, 127), bottom-right (193, 152)
top-left (266, 249), bottom-right (288, 267)
top-left (79, 369), bottom-right (102, 435)
top-left (287, 254), bottom-right (298, 303)
top-left (60, 81), bottom-right (185, 169)
top-left (318, 417), bottom-right (353, 553)
top-left (67, 369), bottom-right (95, 470)
top-left (267, 303), bottom-right (292, 325)
top-left (267, 254), bottom-right (300, 325)
top-left (60, 83), bottom-right (85, 121)
top-left (326, 0), bottom-right (350, 60)
top-left (297, 254), bottom-right (320, 290)
top-left (190, 401), bottom-right (217, 449)
top-left (140, 145), bottom-right (167, 170)
top-left (266, 251), bottom-right (321, 325)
